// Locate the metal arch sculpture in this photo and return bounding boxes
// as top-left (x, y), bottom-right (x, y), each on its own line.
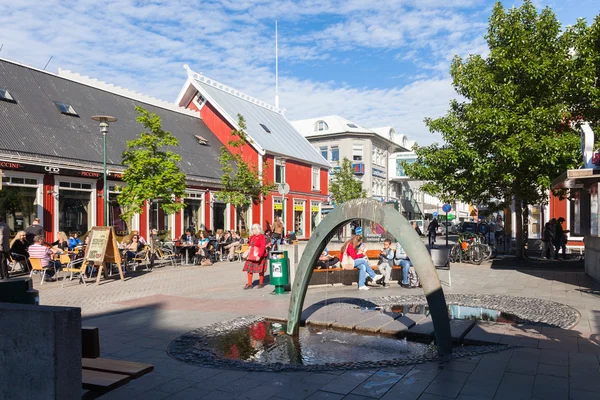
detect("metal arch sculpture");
top-left (286, 198), bottom-right (453, 356)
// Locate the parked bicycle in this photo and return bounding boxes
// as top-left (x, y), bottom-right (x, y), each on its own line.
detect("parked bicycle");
top-left (449, 232), bottom-right (484, 264)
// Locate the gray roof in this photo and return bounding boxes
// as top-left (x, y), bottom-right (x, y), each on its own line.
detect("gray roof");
top-left (0, 58), bottom-right (224, 182)
top-left (191, 75), bottom-right (329, 168)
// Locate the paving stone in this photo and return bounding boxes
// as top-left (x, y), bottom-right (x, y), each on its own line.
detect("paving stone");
top-left (156, 378), bottom-right (196, 394)
top-left (350, 370), bottom-right (404, 398)
top-left (329, 310), bottom-right (382, 330)
top-left (462, 321), bottom-right (505, 344)
top-left (407, 316), bottom-right (434, 342)
top-left (506, 351), bottom-right (540, 375)
top-left (378, 318), bottom-right (414, 337)
top-left (449, 319), bottom-right (475, 343)
top-left (537, 363), bottom-right (568, 377)
top-left (304, 391), bottom-right (344, 400)
top-left (317, 370), bottom-right (375, 395)
top-left (443, 361), bottom-right (476, 373)
top-left (531, 384), bottom-right (568, 400)
top-left (493, 372), bottom-right (535, 400)
top-left (353, 312), bottom-right (403, 333)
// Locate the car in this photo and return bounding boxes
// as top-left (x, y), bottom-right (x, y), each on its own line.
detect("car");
top-left (441, 221), bottom-right (457, 235)
top-left (458, 221), bottom-right (478, 233)
top-left (409, 220), bottom-right (425, 235)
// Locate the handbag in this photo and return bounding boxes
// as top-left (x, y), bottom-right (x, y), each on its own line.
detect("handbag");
top-left (341, 250), bottom-right (355, 270)
top-left (247, 246), bottom-right (262, 262)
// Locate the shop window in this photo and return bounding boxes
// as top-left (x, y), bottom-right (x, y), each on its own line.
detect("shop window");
top-left (150, 200), bottom-right (172, 235)
top-left (310, 202), bottom-right (320, 232)
top-left (212, 201), bottom-right (227, 231)
top-left (0, 185), bottom-right (38, 234)
top-left (294, 200), bottom-right (305, 237)
top-left (108, 192), bottom-right (128, 234)
top-left (312, 167), bottom-right (320, 191)
top-left (274, 198), bottom-right (283, 224)
top-left (184, 193), bottom-right (203, 233)
top-left (59, 190), bottom-right (92, 234)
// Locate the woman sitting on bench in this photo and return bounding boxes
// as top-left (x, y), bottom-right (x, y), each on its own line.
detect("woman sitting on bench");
top-left (341, 235), bottom-right (382, 290)
top-left (316, 248), bottom-right (339, 269)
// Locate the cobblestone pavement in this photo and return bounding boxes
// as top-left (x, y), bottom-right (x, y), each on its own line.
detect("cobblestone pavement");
top-left (30, 255), bottom-right (600, 399)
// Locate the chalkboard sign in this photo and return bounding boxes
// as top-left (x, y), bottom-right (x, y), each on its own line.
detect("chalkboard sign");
top-left (85, 226), bottom-right (124, 283)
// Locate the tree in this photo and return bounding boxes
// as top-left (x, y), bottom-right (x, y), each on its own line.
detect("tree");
top-left (217, 114), bottom-right (275, 233)
top-left (118, 106), bottom-right (187, 227)
top-left (403, 1), bottom-right (599, 258)
top-left (329, 157), bottom-right (367, 204)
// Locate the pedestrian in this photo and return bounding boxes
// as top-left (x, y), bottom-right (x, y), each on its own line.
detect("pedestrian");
top-left (553, 217), bottom-right (569, 260)
top-left (340, 235), bottom-right (382, 290)
top-left (377, 239), bottom-right (394, 288)
top-left (0, 216), bottom-right (11, 280)
top-left (541, 222), bottom-right (554, 259)
top-left (411, 221), bottom-right (423, 236)
top-left (243, 224), bottom-right (268, 289)
top-left (271, 216), bottom-right (284, 250)
top-left (25, 217), bottom-right (44, 246)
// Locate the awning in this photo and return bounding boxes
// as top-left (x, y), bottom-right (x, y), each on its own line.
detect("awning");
top-left (551, 168), bottom-right (600, 189)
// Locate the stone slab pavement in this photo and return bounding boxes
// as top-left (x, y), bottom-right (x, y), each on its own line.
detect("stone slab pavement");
top-left (24, 256), bottom-right (600, 399)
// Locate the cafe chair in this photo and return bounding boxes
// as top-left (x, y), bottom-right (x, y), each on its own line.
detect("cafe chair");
top-left (61, 258), bottom-right (87, 287)
top-left (233, 244), bottom-right (249, 262)
top-left (29, 257), bottom-right (56, 285)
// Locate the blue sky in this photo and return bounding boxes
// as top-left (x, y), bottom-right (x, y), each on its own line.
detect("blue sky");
top-left (0, 0), bottom-right (598, 145)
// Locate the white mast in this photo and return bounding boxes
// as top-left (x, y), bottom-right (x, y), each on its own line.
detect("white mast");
top-left (275, 20), bottom-right (279, 109)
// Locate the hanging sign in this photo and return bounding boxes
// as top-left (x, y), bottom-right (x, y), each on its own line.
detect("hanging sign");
top-left (274, 203), bottom-right (283, 210)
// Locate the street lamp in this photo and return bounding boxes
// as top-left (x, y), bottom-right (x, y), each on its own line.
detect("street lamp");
top-left (91, 115), bottom-right (117, 226)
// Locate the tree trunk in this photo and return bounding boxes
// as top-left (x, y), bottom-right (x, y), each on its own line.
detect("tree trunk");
top-left (514, 194), bottom-right (524, 259)
top-left (521, 202), bottom-right (529, 259)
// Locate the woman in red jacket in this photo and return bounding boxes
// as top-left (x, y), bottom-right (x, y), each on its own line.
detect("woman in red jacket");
top-left (341, 235), bottom-right (382, 290)
top-left (243, 223), bottom-right (268, 289)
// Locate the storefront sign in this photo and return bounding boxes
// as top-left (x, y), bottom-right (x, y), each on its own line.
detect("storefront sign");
top-left (0, 161), bottom-right (25, 170)
top-left (44, 166), bottom-right (60, 174)
top-left (294, 205), bottom-right (304, 211)
top-left (274, 203), bottom-right (282, 210)
top-left (78, 171), bottom-right (101, 178)
top-left (311, 206), bottom-right (319, 212)
top-left (372, 168), bottom-right (386, 178)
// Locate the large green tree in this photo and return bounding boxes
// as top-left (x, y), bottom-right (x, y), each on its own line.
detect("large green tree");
top-left (404, 1), bottom-right (599, 258)
top-left (217, 114), bottom-right (275, 233)
top-left (329, 157), bottom-right (366, 204)
top-left (118, 106), bottom-right (187, 226)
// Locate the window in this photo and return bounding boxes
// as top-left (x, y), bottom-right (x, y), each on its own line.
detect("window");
top-left (347, 123), bottom-right (358, 128)
top-left (319, 146), bottom-right (328, 160)
top-left (330, 146), bottom-right (339, 161)
top-left (312, 167), bottom-right (320, 191)
top-left (260, 123), bottom-right (271, 133)
top-left (314, 120), bottom-right (329, 132)
top-left (352, 144), bottom-right (363, 161)
top-left (275, 158), bottom-right (286, 184)
top-left (54, 101), bottom-right (78, 117)
top-left (0, 88), bottom-right (16, 103)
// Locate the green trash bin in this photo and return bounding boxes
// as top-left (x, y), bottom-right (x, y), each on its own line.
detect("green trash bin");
top-left (0, 278), bottom-right (40, 305)
top-left (269, 250), bottom-right (289, 294)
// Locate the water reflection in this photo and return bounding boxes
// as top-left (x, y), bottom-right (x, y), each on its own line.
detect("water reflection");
top-left (371, 304), bottom-right (521, 324)
top-left (210, 320), bottom-right (433, 365)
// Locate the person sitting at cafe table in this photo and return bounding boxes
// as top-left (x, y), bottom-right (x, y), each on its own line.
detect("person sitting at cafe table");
top-left (10, 230), bottom-right (29, 271)
top-left (28, 235), bottom-right (61, 280)
top-left (125, 235), bottom-right (143, 263)
top-left (224, 231), bottom-right (243, 261)
top-left (194, 231), bottom-right (212, 265)
top-left (179, 229), bottom-right (197, 262)
top-left (68, 231), bottom-right (83, 250)
top-left (51, 231), bottom-right (69, 254)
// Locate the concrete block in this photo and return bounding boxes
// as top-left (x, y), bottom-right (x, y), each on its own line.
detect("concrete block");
top-left (407, 316), bottom-right (435, 342)
top-left (354, 312), bottom-right (403, 333)
top-left (449, 319), bottom-right (476, 343)
top-left (330, 310), bottom-right (381, 330)
top-left (0, 302), bottom-right (81, 400)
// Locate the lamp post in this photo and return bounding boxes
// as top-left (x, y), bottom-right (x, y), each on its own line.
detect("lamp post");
top-left (91, 115), bottom-right (117, 226)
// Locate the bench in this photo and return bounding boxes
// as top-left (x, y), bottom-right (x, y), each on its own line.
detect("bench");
top-left (81, 327), bottom-right (154, 399)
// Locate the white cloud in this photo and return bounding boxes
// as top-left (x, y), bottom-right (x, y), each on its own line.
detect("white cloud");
top-left (1, 0), bottom-right (555, 147)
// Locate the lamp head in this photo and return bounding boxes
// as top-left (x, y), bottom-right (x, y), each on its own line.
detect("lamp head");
top-left (99, 122), bottom-right (109, 134)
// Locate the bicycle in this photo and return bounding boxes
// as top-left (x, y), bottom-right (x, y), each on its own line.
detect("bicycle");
top-left (449, 232), bottom-right (484, 265)
top-left (428, 229), bottom-right (437, 247)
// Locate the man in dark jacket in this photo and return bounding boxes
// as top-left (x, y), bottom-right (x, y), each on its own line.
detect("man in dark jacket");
top-left (25, 218), bottom-right (44, 247)
top-left (0, 216), bottom-right (11, 279)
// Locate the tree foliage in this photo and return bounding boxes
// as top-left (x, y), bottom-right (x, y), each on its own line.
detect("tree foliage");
top-left (403, 1), bottom-right (600, 257)
top-left (217, 114), bottom-right (275, 219)
top-left (118, 106), bottom-right (187, 224)
top-left (329, 157), bottom-right (366, 204)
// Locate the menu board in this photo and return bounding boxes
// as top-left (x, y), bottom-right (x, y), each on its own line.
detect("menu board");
top-left (86, 228), bottom-right (110, 262)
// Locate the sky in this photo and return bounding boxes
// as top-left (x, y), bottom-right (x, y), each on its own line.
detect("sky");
top-left (0, 0), bottom-right (598, 145)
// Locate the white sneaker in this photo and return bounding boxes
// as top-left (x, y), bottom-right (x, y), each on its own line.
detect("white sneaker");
top-left (373, 274), bottom-right (383, 282)
top-left (358, 285), bottom-right (370, 290)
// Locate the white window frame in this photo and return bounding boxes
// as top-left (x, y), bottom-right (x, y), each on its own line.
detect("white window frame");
top-left (330, 146), bottom-right (340, 162)
top-left (309, 201), bottom-right (321, 236)
top-left (180, 190), bottom-right (205, 235)
top-left (1, 170), bottom-right (44, 229)
top-left (352, 143), bottom-right (363, 162)
top-left (314, 120), bottom-right (329, 132)
top-left (293, 199), bottom-right (306, 238)
top-left (312, 167), bottom-right (320, 191)
top-left (274, 158), bottom-right (286, 184)
top-left (54, 176), bottom-right (97, 241)
top-left (319, 146), bottom-right (328, 160)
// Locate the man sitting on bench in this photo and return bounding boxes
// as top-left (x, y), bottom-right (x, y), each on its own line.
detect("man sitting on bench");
top-left (316, 248), bottom-right (339, 269)
top-left (377, 239), bottom-right (394, 288)
top-left (394, 241), bottom-right (412, 288)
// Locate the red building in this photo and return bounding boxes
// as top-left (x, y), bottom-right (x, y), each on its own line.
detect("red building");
top-left (175, 65), bottom-right (330, 239)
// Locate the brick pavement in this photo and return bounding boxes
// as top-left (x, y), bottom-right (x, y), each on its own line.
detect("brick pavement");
top-left (29, 256), bottom-right (600, 399)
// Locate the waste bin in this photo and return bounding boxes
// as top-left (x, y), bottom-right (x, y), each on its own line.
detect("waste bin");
top-left (269, 250), bottom-right (289, 294)
top-left (0, 278), bottom-right (40, 305)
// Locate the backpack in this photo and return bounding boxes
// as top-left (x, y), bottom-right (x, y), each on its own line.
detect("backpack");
top-left (408, 266), bottom-right (421, 288)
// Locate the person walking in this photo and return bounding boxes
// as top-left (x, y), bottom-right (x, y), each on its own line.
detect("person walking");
top-left (25, 217), bottom-right (44, 246)
top-left (427, 218), bottom-right (439, 246)
top-left (340, 235), bottom-right (382, 290)
top-left (0, 216), bottom-right (11, 280)
top-left (243, 224), bottom-right (268, 289)
top-left (553, 217), bottom-right (569, 260)
top-left (541, 222), bottom-right (554, 259)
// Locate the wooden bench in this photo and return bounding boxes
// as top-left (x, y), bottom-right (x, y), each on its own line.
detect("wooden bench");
top-left (81, 327), bottom-right (154, 399)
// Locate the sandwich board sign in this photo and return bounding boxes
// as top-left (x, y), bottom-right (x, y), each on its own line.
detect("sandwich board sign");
top-left (85, 226), bottom-right (124, 283)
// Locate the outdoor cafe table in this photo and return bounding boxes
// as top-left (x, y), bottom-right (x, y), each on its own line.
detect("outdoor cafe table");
top-left (175, 243), bottom-right (196, 265)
